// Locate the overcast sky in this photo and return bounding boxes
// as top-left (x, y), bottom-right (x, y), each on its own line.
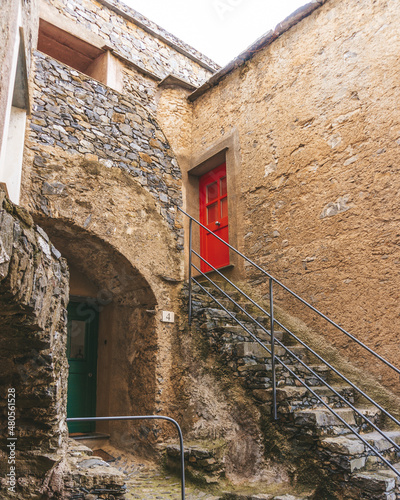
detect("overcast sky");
top-left (122, 0), bottom-right (308, 66)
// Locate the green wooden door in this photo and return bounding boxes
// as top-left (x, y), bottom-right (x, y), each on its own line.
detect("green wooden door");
top-left (67, 302), bottom-right (99, 433)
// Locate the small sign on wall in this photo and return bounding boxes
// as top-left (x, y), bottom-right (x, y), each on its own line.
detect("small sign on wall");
top-left (161, 311), bottom-right (175, 323)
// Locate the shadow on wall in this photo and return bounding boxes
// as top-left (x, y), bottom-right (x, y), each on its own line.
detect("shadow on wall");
top-left (36, 215), bottom-right (159, 449)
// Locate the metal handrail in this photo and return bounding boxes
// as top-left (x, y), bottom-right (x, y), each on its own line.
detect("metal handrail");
top-left (67, 415), bottom-right (185, 500)
top-left (178, 207), bottom-right (400, 477)
top-left (192, 278), bottom-right (400, 477)
top-left (192, 261), bottom-right (400, 453)
top-left (192, 277), bottom-right (400, 478)
top-left (192, 251), bottom-right (400, 430)
top-left (178, 206), bottom-right (400, 377)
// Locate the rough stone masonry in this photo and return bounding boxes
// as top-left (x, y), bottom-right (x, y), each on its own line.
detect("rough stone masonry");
top-left (0, 186), bottom-right (69, 495)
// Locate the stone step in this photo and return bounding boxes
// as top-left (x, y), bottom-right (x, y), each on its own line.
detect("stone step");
top-left (279, 344), bottom-right (310, 361)
top-left (278, 363), bottom-right (333, 386)
top-left (220, 325), bottom-right (253, 336)
top-left (251, 384), bottom-right (355, 407)
top-left (354, 407), bottom-right (383, 431)
top-left (352, 471), bottom-right (397, 497)
top-left (359, 430), bottom-right (400, 453)
top-left (237, 341), bottom-right (271, 358)
top-left (202, 308), bottom-right (234, 321)
top-left (271, 384), bottom-right (356, 410)
top-left (320, 429), bottom-right (400, 458)
top-left (312, 384), bottom-right (355, 401)
top-left (295, 406), bottom-right (389, 437)
top-left (294, 407), bottom-right (357, 435)
top-left (238, 359), bottom-right (327, 380)
top-left (320, 435), bottom-right (366, 456)
top-left (253, 328), bottom-right (284, 342)
top-left (236, 342), bottom-right (287, 359)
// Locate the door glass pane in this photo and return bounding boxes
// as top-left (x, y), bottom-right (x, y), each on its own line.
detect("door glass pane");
top-left (69, 320), bottom-right (86, 359)
top-left (207, 202), bottom-right (218, 224)
top-left (220, 176), bottom-right (227, 196)
top-left (207, 182), bottom-right (218, 203)
top-left (221, 197), bottom-right (228, 218)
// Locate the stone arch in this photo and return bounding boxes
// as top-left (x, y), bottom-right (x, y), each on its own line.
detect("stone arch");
top-left (35, 215), bottom-right (159, 446)
top-left (0, 191), bottom-right (69, 484)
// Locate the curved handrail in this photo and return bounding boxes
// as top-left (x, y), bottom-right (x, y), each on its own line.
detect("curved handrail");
top-left (66, 415), bottom-right (185, 500)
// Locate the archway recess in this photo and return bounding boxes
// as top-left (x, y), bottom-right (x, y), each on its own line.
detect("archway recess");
top-left (37, 217), bottom-right (158, 446)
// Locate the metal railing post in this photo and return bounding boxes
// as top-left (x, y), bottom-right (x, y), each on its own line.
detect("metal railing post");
top-left (67, 415), bottom-right (185, 500)
top-left (270, 278), bottom-right (277, 420)
top-left (175, 206), bottom-right (400, 475)
top-left (176, 206), bottom-right (400, 378)
top-left (188, 218), bottom-right (193, 325)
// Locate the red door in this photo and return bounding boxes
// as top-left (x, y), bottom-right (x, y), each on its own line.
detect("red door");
top-left (199, 163), bottom-right (229, 272)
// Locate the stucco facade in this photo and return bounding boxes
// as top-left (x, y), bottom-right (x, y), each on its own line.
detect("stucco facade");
top-left (186, 0), bottom-right (400, 392)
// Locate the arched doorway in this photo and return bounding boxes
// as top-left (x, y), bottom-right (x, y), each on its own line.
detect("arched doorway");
top-left (36, 218), bottom-right (158, 446)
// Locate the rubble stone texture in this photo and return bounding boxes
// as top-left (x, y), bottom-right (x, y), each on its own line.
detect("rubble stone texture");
top-left (28, 51), bottom-right (183, 242)
top-left (0, 187), bottom-right (69, 495)
top-left (41, 0), bottom-right (217, 86)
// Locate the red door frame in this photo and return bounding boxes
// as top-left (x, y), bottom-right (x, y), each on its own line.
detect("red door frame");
top-left (199, 163), bottom-right (229, 272)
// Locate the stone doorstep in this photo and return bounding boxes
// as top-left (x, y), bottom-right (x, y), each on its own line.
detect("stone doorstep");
top-left (71, 432), bottom-right (111, 451)
top-left (65, 440), bottom-right (125, 496)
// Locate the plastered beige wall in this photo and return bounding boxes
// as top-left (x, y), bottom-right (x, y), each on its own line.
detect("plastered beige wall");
top-left (186, 0), bottom-right (400, 387)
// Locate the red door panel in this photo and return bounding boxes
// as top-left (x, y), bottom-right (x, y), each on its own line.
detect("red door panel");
top-left (199, 163), bottom-right (229, 272)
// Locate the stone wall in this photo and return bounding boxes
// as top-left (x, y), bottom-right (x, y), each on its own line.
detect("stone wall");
top-left (187, 0), bottom-right (400, 389)
top-left (122, 66), bottom-right (158, 114)
top-left (30, 51), bottom-right (183, 244)
top-left (0, 187), bottom-right (69, 497)
top-left (42, 0), bottom-right (217, 87)
top-left (21, 46), bottom-right (188, 451)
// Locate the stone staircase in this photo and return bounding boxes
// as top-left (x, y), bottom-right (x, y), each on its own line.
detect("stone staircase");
top-left (189, 281), bottom-right (400, 499)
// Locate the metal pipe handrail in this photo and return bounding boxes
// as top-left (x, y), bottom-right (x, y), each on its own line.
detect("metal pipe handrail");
top-left (191, 249), bottom-right (271, 321)
top-left (178, 206), bottom-right (400, 377)
top-left (192, 250), bottom-right (400, 426)
top-left (66, 415), bottom-right (185, 500)
top-left (182, 208), bottom-right (400, 475)
top-left (192, 278), bottom-right (400, 477)
top-left (192, 251), bottom-right (400, 431)
top-left (192, 270), bottom-right (400, 455)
